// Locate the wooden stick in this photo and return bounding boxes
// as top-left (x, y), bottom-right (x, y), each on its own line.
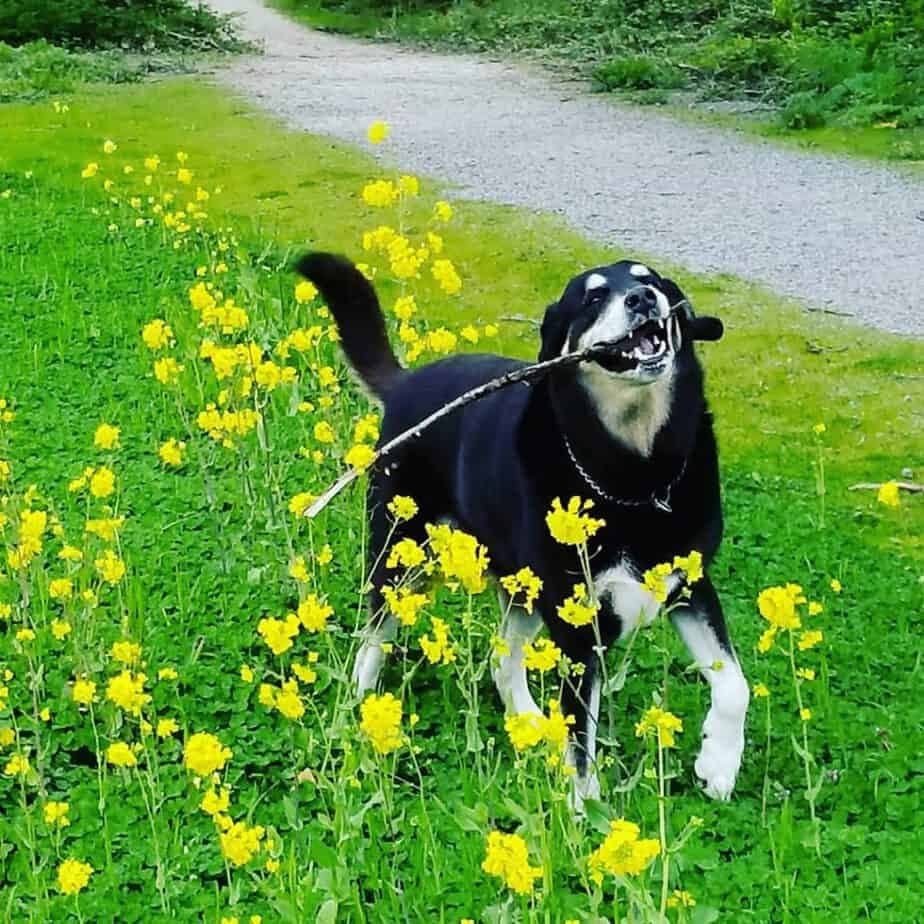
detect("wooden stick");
top-left (848, 481), bottom-right (923, 493)
top-left (304, 305), bottom-right (706, 519)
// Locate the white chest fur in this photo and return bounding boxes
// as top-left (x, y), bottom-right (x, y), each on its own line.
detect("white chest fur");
top-left (593, 562), bottom-right (677, 639)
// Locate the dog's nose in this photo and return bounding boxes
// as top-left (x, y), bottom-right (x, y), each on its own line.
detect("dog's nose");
top-left (624, 286), bottom-right (659, 318)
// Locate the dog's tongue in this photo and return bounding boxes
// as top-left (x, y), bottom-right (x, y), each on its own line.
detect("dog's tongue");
top-left (638, 333), bottom-right (658, 356)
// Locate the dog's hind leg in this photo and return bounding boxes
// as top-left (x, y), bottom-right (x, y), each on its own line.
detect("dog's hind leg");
top-left (491, 590), bottom-right (542, 715)
top-left (671, 577), bottom-right (749, 800)
top-left (353, 610), bottom-right (398, 698)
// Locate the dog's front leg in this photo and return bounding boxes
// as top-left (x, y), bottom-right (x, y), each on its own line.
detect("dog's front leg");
top-left (671, 578), bottom-right (749, 800)
top-left (352, 613), bottom-right (398, 698)
top-left (561, 655), bottom-right (602, 815)
top-left (491, 592), bottom-right (542, 715)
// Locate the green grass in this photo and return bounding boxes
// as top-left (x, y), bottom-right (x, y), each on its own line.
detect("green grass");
top-left (0, 80), bottom-right (922, 922)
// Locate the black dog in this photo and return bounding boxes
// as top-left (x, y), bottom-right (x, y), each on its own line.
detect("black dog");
top-left (297, 253), bottom-right (749, 809)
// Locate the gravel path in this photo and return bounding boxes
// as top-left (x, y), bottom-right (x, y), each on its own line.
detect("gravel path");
top-left (209, 0), bottom-right (923, 336)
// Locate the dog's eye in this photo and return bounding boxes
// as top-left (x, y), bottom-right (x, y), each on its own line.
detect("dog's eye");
top-left (585, 288), bottom-right (608, 306)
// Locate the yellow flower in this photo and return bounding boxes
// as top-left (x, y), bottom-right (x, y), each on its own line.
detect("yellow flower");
top-left (4, 753), bottom-right (30, 777)
top-left (48, 578), bottom-right (73, 600)
top-left (367, 120), bottom-right (390, 144)
top-left (298, 595), bottom-right (333, 632)
top-left (257, 614), bottom-right (300, 654)
top-left (481, 831), bottom-right (542, 895)
top-left (292, 661), bottom-right (317, 685)
top-left (200, 785), bottom-right (230, 816)
top-left (111, 640), bottom-right (141, 664)
top-left (51, 619), bottom-right (71, 642)
top-left (797, 629), bottom-right (823, 651)
top-left (360, 692), bottom-right (403, 755)
top-left (58, 545), bottom-right (83, 561)
top-left (57, 858), bottom-right (93, 895)
top-left (398, 174), bottom-right (419, 196)
top-left (800, 708), bottom-right (812, 722)
top-left (106, 670), bottom-right (149, 715)
top-left (72, 677), bottom-right (97, 705)
top-left (420, 617), bottom-right (456, 665)
top-left (81, 162), bottom-right (99, 179)
top-left (288, 492), bottom-right (316, 518)
top-left (382, 585), bottom-right (428, 627)
top-left (546, 496), bottom-right (605, 546)
top-left (240, 664), bottom-right (254, 683)
top-left (500, 567), bottom-right (543, 610)
top-left (522, 638), bottom-right (561, 672)
top-left (830, 578), bottom-right (842, 594)
top-left (0, 729), bottom-right (14, 747)
top-left (345, 443), bottom-right (376, 470)
top-left (362, 180), bottom-right (399, 207)
top-left (154, 356), bottom-right (184, 384)
top-left (274, 680), bottom-right (305, 720)
top-left (85, 517), bottom-right (124, 541)
top-left (460, 325), bottom-right (479, 344)
top-left (635, 706), bottom-right (683, 748)
top-left (757, 584), bottom-right (803, 631)
top-left (425, 523), bottom-right (490, 593)
top-left (95, 549), bottom-right (126, 584)
top-left (431, 258), bottom-right (462, 295)
top-left (106, 742), bottom-right (138, 767)
top-left (177, 167), bottom-right (193, 185)
top-left (89, 466), bottom-right (116, 498)
top-left (184, 732), bottom-right (232, 776)
top-left (433, 200), bottom-right (453, 222)
top-left (294, 280), bottom-right (318, 303)
top-left (752, 682), bottom-right (770, 698)
top-left (144, 155), bottom-right (160, 171)
top-left (313, 421), bottom-right (335, 444)
top-left (393, 294), bottom-right (416, 320)
top-left (387, 537), bottom-right (426, 570)
top-left (16, 628), bottom-right (35, 643)
top-left (877, 481), bottom-right (900, 508)
top-left (144, 320), bottom-right (172, 352)
top-left (159, 438), bottom-right (186, 466)
top-left (556, 583), bottom-right (597, 627)
top-left (667, 890), bottom-right (696, 909)
top-left (587, 819), bottom-right (660, 883)
top-left (156, 718), bottom-right (179, 738)
top-left (103, 140), bottom-right (117, 154)
top-left (44, 801), bottom-right (70, 827)
top-left (93, 423), bottom-right (120, 450)
top-left (672, 550), bottom-right (704, 584)
top-left (220, 819), bottom-right (265, 866)
top-left (796, 668), bottom-right (816, 681)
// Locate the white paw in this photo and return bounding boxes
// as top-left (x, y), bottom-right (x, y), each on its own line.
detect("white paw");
top-left (568, 771), bottom-right (601, 817)
top-left (352, 642), bottom-right (385, 698)
top-left (694, 729), bottom-right (744, 801)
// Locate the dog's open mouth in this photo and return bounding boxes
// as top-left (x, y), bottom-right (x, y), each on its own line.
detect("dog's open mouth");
top-left (592, 318), bottom-right (673, 373)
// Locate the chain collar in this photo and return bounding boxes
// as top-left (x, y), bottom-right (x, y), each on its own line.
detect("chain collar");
top-left (562, 432), bottom-right (687, 513)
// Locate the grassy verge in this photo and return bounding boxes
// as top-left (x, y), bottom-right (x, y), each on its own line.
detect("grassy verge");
top-left (0, 80), bottom-right (921, 922)
top-left (273, 0), bottom-right (924, 165)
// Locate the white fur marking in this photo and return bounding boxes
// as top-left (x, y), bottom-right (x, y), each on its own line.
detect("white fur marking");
top-left (594, 563), bottom-right (679, 639)
top-left (565, 669), bottom-right (602, 816)
top-left (578, 364), bottom-right (675, 456)
top-left (585, 272), bottom-right (608, 292)
top-left (492, 601), bottom-right (542, 716)
top-left (673, 616), bottom-right (749, 800)
top-left (629, 264), bottom-right (650, 277)
top-left (352, 615), bottom-right (397, 697)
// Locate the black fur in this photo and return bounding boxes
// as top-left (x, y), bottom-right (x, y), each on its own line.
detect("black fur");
top-left (298, 252), bottom-right (738, 782)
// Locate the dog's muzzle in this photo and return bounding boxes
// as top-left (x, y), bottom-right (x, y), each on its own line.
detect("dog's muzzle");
top-left (592, 315), bottom-right (681, 374)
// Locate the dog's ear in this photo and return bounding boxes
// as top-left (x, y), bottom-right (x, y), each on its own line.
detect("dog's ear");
top-left (538, 301), bottom-right (569, 362)
top-left (660, 277), bottom-right (724, 343)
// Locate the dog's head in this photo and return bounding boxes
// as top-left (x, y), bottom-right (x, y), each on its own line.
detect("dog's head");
top-left (539, 261), bottom-right (721, 384)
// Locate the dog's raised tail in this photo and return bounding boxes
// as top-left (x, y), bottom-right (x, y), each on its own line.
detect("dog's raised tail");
top-left (295, 252), bottom-right (403, 399)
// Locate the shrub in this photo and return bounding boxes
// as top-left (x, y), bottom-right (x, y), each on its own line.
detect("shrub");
top-left (593, 55), bottom-right (685, 92)
top-left (0, 0), bottom-right (241, 51)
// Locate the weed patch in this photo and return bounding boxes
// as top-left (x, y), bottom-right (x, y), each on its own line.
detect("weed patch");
top-left (0, 81), bottom-right (921, 921)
